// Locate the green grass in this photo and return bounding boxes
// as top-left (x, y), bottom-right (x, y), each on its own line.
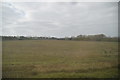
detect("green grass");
top-left (2, 40), bottom-right (119, 78)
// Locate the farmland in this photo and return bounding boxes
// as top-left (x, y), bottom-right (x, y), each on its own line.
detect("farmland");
top-left (2, 40), bottom-right (119, 78)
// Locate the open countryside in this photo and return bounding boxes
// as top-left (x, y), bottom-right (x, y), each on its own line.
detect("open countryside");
top-left (2, 2), bottom-right (119, 78)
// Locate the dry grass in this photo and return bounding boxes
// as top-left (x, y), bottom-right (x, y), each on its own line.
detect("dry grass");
top-left (2, 40), bottom-right (118, 78)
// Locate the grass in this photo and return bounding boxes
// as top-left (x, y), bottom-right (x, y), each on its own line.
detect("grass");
top-left (2, 40), bottom-right (119, 78)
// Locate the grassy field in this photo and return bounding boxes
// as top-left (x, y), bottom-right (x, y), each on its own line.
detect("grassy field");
top-left (2, 40), bottom-right (119, 78)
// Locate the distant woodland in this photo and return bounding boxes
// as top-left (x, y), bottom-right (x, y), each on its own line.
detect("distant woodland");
top-left (1, 34), bottom-right (119, 42)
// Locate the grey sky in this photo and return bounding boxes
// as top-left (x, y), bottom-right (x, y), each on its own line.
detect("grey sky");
top-left (1, 2), bottom-right (118, 37)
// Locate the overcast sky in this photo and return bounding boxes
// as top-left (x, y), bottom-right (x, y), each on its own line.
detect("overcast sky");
top-left (1, 2), bottom-right (118, 37)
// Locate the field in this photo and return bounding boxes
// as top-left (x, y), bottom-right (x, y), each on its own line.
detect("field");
top-left (2, 40), bottom-right (119, 78)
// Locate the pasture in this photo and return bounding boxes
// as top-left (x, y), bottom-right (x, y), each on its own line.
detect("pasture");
top-left (2, 40), bottom-right (118, 78)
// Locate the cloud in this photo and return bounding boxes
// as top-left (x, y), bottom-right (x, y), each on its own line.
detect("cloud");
top-left (2, 0), bottom-right (120, 2)
top-left (1, 2), bottom-right (118, 37)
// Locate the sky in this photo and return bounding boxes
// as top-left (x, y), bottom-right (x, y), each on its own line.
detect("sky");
top-left (1, 2), bottom-right (118, 37)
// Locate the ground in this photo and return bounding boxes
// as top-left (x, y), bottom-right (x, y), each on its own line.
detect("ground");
top-left (2, 40), bottom-right (119, 78)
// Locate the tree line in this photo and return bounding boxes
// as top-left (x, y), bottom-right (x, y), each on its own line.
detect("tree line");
top-left (1, 34), bottom-right (119, 42)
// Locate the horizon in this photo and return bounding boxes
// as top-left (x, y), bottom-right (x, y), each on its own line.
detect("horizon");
top-left (1, 33), bottom-right (118, 38)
